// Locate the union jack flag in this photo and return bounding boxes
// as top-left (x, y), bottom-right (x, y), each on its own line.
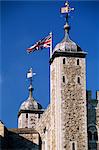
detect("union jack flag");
top-left (27, 34), bottom-right (52, 53)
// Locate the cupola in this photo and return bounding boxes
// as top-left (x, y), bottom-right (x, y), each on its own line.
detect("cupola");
top-left (18, 68), bottom-right (44, 128)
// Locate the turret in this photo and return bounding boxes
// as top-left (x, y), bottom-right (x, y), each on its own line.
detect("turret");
top-left (18, 68), bottom-right (44, 128)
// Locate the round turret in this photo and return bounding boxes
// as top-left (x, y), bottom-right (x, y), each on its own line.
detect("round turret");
top-left (18, 68), bottom-right (44, 128)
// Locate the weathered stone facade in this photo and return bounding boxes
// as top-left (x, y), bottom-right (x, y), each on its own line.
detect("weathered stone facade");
top-left (36, 105), bottom-right (51, 150)
top-left (50, 51), bottom-right (88, 150)
top-left (61, 56), bottom-right (87, 150)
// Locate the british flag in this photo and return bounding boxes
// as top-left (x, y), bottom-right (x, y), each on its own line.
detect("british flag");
top-left (27, 34), bottom-right (52, 53)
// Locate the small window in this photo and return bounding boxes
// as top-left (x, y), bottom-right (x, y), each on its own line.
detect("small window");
top-left (63, 58), bottom-right (65, 64)
top-left (72, 142), bottom-right (75, 150)
top-left (77, 77), bottom-right (80, 84)
top-left (77, 59), bottom-right (79, 65)
top-left (26, 113), bottom-right (28, 118)
top-left (94, 132), bottom-right (98, 141)
top-left (88, 131), bottom-right (92, 141)
top-left (38, 113), bottom-right (40, 118)
top-left (43, 127), bottom-right (46, 133)
top-left (63, 76), bottom-right (65, 83)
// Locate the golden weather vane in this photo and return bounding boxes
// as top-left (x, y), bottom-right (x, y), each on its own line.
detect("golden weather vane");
top-left (61, 1), bottom-right (74, 23)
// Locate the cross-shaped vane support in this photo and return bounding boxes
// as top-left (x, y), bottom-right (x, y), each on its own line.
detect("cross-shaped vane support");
top-left (27, 68), bottom-right (36, 89)
top-left (61, 1), bottom-right (74, 23)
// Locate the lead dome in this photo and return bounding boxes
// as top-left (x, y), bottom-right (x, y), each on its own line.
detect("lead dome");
top-left (19, 96), bottom-right (42, 111)
top-left (19, 84), bottom-right (42, 111)
top-left (53, 23), bottom-right (82, 53)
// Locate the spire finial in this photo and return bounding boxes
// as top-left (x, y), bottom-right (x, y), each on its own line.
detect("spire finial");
top-left (61, 1), bottom-right (74, 33)
top-left (27, 68), bottom-right (36, 98)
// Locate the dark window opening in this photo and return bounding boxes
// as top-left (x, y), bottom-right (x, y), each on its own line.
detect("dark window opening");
top-left (94, 132), bottom-right (98, 141)
top-left (38, 113), bottom-right (40, 118)
top-left (77, 59), bottom-right (79, 65)
top-left (26, 113), bottom-right (28, 118)
top-left (72, 142), bottom-right (75, 150)
top-left (43, 127), bottom-right (46, 133)
top-left (63, 76), bottom-right (65, 83)
top-left (63, 58), bottom-right (65, 64)
top-left (77, 77), bottom-right (80, 84)
top-left (88, 131), bottom-right (92, 141)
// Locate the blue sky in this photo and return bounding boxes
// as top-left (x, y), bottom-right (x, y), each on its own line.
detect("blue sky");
top-left (0, 1), bottom-right (99, 128)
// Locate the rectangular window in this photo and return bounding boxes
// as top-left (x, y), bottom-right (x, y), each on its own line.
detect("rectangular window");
top-left (38, 113), bottom-right (40, 118)
top-left (77, 59), bottom-right (79, 65)
top-left (63, 58), bottom-right (65, 64)
top-left (72, 142), bottom-right (75, 150)
top-left (26, 113), bottom-right (28, 118)
top-left (77, 77), bottom-right (80, 84)
top-left (63, 76), bottom-right (65, 83)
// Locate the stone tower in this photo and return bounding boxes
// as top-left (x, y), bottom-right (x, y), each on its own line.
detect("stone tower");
top-left (18, 68), bottom-right (44, 128)
top-left (50, 2), bottom-right (88, 150)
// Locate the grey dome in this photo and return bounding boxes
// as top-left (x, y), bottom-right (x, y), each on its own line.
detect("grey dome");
top-left (53, 23), bottom-right (82, 53)
top-left (19, 97), bottom-right (42, 111)
top-left (53, 37), bottom-right (77, 53)
top-left (19, 85), bottom-right (42, 111)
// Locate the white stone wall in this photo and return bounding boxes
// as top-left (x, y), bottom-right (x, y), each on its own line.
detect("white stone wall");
top-left (50, 57), bottom-right (62, 150)
top-left (36, 105), bottom-right (51, 150)
top-left (28, 113), bottom-right (39, 128)
top-left (61, 57), bottom-right (88, 150)
top-left (50, 56), bottom-right (88, 150)
top-left (18, 113), bottom-right (28, 128)
top-left (18, 113), bottom-right (39, 128)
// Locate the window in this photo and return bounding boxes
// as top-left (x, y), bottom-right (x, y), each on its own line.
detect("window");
top-left (72, 142), bottom-right (75, 150)
top-left (63, 58), bottom-right (65, 64)
top-left (38, 113), bottom-right (40, 118)
top-left (43, 127), bottom-right (46, 133)
top-left (88, 131), bottom-right (92, 141)
top-left (77, 77), bottom-right (80, 84)
top-left (70, 141), bottom-right (77, 150)
top-left (94, 132), bottom-right (98, 141)
top-left (77, 59), bottom-right (79, 65)
top-left (88, 126), bottom-right (98, 141)
top-left (26, 113), bottom-right (28, 118)
top-left (63, 76), bottom-right (65, 83)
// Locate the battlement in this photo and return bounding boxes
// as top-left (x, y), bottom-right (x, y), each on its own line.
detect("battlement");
top-left (86, 90), bottom-right (99, 101)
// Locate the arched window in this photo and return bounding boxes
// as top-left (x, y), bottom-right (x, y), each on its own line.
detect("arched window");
top-left (77, 59), bottom-right (79, 65)
top-left (72, 142), bottom-right (75, 150)
top-left (63, 58), bottom-right (65, 64)
top-left (94, 131), bottom-right (98, 141)
top-left (88, 131), bottom-right (92, 141)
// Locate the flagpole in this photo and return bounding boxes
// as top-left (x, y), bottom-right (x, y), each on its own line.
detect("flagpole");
top-left (49, 32), bottom-right (53, 59)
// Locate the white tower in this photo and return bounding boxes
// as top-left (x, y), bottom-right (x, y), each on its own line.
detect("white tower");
top-left (50, 2), bottom-right (88, 150)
